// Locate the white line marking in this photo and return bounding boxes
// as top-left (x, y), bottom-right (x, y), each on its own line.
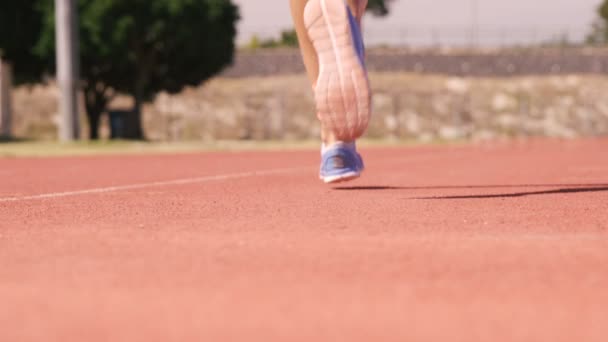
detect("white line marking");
top-left (0, 167), bottom-right (307, 203)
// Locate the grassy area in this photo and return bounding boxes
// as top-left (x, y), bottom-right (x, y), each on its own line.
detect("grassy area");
top-left (0, 140), bottom-right (309, 157)
top-left (0, 138), bottom-right (449, 158)
top-left (0, 139), bottom-right (376, 157)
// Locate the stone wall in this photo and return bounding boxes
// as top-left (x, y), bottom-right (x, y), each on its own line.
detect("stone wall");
top-left (11, 72), bottom-right (608, 141)
top-left (224, 48), bottom-right (608, 78)
top-left (12, 83), bottom-right (62, 139)
top-left (140, 73), bottom-right (608, 141)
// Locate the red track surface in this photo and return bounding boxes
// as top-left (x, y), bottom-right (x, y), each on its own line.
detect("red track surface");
top-left (1, 139), bottom-right (607, 341)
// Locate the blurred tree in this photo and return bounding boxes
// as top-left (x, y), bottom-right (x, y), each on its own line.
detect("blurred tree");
top-left (248, 0), bottom-right (395, 52)
top-left (249, 30), bottom-right (299, 50)
top-left (587, 1), bottom-right (608, 44)
top-left (366, 0), bottom-right (394, 16)
top-left (0, 1), bottom-right (47, 84)
top-left (37, 0), bottom-right (239, 139)
top-left (247, 35), bottom-right (262, 50)
top-left (280, 30), bottom-right (299, 47)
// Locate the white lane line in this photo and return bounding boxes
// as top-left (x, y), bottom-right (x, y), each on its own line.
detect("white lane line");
top-left (0, 167), bottom-right (307, 203)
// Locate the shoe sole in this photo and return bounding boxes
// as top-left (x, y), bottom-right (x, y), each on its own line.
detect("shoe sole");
top-left (321, 171), bottom-right (361, 184)
top-left (304, 0), bottom-right (371, 140)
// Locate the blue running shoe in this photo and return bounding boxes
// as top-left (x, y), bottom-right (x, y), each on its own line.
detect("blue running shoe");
top-left (319, 144), bottom-right (364, 184)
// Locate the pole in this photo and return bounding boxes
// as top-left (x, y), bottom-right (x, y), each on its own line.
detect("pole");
top-left (470, 0), bottom-right (478, 48)
top-left (0, 60), bottom-right (12, 138)
top-left (55, 0), bottom-right (80, 141)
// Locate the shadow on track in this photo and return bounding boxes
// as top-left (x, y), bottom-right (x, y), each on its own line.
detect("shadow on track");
top-left (416, 186), bottom-right (608, 199)
top-left (335, 184), bottom-right (608, 191)
top-left (334, 186), bottom-right (404, 190)
top-left (334, 184), bottom-right (608, 199)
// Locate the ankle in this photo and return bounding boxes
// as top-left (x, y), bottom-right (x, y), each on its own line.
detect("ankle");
top-left (322, 141), bottom-right (357, 155)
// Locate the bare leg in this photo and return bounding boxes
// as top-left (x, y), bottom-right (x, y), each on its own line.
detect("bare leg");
top-left (290, 0), bottom-right (368, 145)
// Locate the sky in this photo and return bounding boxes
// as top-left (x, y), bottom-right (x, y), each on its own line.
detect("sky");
top-left (233, 0), bottom-right (602, 46)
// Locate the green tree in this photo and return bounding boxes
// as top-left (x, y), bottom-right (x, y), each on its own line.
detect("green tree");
top-left (280, 30), bottom-right (299, 47)
top-left (248, 30), bottom-right (299, 50)
top-left (366, 0), bottom-right (394, 16)
top-left (37, 0), bottom-right (239, 139)
top-left (247, 0), bottom-right (394, 51)
top-left (0, 1), bottom-right (47, 84)
top-left (588, 1), bottom-right (608, 44)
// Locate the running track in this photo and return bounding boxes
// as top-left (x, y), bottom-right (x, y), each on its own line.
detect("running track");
top-left (1, 139), bottom-right (607, 341)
